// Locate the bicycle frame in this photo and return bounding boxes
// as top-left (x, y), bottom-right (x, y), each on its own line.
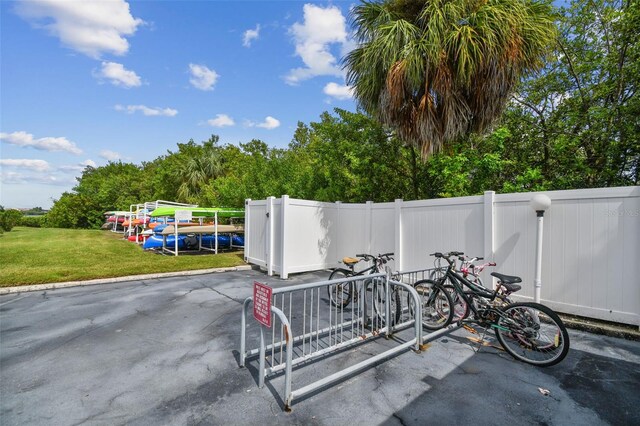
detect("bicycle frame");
top-left (345, 261), bottom-right (382, 277)
top-left (328, 254), bottom-right (393, 307)
top-left (437, 265), bottom-right (505, 321)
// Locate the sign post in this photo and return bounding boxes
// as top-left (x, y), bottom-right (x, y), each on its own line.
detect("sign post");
top-left (173, 210), bottom-right (193, 256)
top-left (253, 281), bottom-right (272, 328)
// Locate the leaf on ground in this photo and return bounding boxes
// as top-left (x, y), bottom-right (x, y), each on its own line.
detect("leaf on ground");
top-left (538, 387), bottom-right (550, 396)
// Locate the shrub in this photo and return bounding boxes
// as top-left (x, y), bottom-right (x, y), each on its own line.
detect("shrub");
top-left (21, 215), bottom-right (44, 228)
top-left (0, 209), bottom-right (24, 232)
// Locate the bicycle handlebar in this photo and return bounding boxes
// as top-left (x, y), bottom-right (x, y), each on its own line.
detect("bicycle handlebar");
top-left (429, 251), bottom-right (465, 266)
top-left (429, 251), bottom-right (463, 258)
top-left (430, 252), bottom-right (497, 271)
top-left (355, 253), bottom-right (395, 262)
top-left (459, 256), bottom-right (483, 262)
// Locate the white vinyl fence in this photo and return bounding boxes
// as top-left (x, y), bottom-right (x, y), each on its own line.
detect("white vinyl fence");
top-left (244, 187), bottom-right (640, 326)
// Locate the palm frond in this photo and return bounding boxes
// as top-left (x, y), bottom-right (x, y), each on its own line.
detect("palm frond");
top-left (345, 0), bottom-right (556, 158)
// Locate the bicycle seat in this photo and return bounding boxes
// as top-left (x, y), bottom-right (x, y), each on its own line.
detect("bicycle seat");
top-left (491, 272), bottom-right (522, 292)
top-left (342, 257), bottom-right (360, 266)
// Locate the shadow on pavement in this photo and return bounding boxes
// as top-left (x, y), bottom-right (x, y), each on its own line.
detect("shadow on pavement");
top-left (387, 342), bottom-right (640, 425)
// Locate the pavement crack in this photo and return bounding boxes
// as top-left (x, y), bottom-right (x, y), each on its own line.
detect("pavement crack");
top-left (201, 284), bottom-right (244, 304)
top-left (200, 312), bottom-right (228, 332)
top-left (392, 412), bottom-right (408, 426)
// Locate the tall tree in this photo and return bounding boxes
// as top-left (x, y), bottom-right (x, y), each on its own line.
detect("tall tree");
top-left (73, 161), bottom-right (150, 211)
top-left (177, 144), bottom-right (223, 203)
top-left (345, 0), bottom-right (557, 158)
top-left (512, 0), bottom-right (639, 187)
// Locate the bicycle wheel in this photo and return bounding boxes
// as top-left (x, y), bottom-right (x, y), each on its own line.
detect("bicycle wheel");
top-left (494, 302), bottom-right (570, 367)
top-left (443, 284), bottom-right (469, 322)
top-left (408, 280), bottom-right (454, 330)
top-left (364, 278), bottom-right (401, 327)
top-left (327, 269), bottom-right (353, 308)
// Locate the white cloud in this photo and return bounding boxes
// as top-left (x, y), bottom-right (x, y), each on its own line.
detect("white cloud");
top-left (0, 159), bottom-right (51, 172)
top-left (15, 0), bottom-right (143, 59)
top-left (100, 150), bottom-right (122, 161)
top-left (257, 116), bottom-right (280, 129)
top-left (0, 171), bottom-right (30, 184)
top-left (323, 82), bottom-right (354, 100)
top-left (59, 159), bottom-right (97, 172)
top-left (0, 170), bottom-right (70, 186)
top-left (207, 114), bottom-right (235, 128)
top-left (115, 104), bottom-right (178, 116)
top-left (0, 131), bottom-right (82, 155)
top-left (95, 62), bottom-right (142, 88)
top-left (285, 4), bottom-right (348, 85)
top-left (243, 24), bottom-right (261, 47)
top-left (189, 64), bottom-right (219, 91)
top-left (254, 116), bottom-right (281, 130)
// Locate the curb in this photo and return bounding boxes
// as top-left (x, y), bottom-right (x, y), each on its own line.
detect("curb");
top-left (0, 265), bottom-right (254, 295)
top-left (559, 314), bottom-right (640, 341)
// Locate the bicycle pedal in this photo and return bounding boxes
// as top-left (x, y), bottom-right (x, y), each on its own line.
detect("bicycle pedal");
top-left (463, 324), bottom-right (479, 334)
top-left (466, 336), bottom-right (504, 351)
top-left (466, 336), bottom-right (490, 346)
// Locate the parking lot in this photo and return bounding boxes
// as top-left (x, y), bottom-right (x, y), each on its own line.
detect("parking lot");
top-left (1, 270), bottom-right (639, 425)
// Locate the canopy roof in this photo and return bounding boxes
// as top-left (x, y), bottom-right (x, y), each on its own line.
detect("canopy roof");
top-left (150, 206), bottom-right (244, 218)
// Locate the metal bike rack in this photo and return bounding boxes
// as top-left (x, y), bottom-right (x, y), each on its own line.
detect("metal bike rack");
top-left (240, 273), bottom-right (429, 410)
top-left (394, 267), bottom-right (443, 285)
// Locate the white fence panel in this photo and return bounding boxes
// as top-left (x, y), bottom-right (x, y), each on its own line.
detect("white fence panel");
top-left (495, 187), bottom-right (640, 325)
top-left (244, 200), bottom-right (267, 267)
top-left (246, 186), bottom-right (639, 326)
top-left (270, 199), bottom-right (283, 276)
top-left (401, 197), bottom-right (484, 272)
top-left (370, 203), bottom-right (396, 268)
top-left (335, 203), bottom-right (368, 262)
top-left (493, 200), bottom-right (537, 298)
top-left (282, 200), bottom-right (340, 275)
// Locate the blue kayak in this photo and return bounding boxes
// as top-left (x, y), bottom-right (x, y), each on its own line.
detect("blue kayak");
top-left (143, 234), bottom-right (243, 250)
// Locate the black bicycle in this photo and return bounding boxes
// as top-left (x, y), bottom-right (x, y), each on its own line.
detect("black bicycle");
top-left (430, 252), bottom-right (505, 323)
top-left (423, 252), bottom-right (570, 367)
top-left (327, 253), bottom-right (401, 325)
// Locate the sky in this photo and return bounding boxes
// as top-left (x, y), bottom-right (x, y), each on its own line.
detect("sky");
top-left (0, 0), bottom-right (359, 209)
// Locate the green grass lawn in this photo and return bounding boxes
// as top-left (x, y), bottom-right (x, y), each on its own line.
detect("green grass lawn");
top-left (0, 227), bottom-right (246, 287)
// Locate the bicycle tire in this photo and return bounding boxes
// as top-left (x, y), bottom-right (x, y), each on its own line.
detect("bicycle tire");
top-left (408, 279), bottom-right (454, 330)
top-left (443, 284), bottom-right (470, 322)
top-left (364, 277), bottom-right (401, 327)
top-left (327, 269), bottom-right (353, 308)
top-left (494, 302), bottom-right (570, 367)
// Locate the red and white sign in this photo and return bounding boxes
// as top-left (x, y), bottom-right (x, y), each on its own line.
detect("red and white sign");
top-left (253, 281), bottom-right (272, 328)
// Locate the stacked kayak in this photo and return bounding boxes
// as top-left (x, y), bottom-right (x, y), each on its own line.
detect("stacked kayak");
top-left (143, 234), bottom-right (244, 250)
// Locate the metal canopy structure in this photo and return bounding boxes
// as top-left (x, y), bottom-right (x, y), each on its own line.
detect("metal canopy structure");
top-left (150, 206), bottom-right (244, 218)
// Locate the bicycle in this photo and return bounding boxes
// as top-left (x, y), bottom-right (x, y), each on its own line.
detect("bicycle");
top-left (327, 253), bottom-right (401, 326)
top-left (443, 254), bottom-right (501, 322)
top-left (458, 255), bottom-right (496, 288)
top-left (407, 252), bottom-right (459, 331)
top-left (425, 252), bottom-right (570, 367)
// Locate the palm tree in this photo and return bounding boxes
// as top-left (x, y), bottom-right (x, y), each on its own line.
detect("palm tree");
top-left (177, 151), bottom-right (222, 203)
top-left (345, 0), bottom-right (556, 158)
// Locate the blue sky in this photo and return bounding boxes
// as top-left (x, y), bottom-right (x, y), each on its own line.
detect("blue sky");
top-left (1, 0), bottom-right (358, 208)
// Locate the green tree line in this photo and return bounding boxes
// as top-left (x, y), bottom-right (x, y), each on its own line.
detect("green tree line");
top-left (41, 0), bottom-right (637, 229)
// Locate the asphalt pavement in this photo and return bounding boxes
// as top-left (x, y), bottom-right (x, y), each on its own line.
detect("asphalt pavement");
top-left (1, 270), bottom-right (638, 425)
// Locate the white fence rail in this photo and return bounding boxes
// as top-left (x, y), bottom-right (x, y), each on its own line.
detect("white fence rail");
top-left (244, 187), bottom-right (640, 326)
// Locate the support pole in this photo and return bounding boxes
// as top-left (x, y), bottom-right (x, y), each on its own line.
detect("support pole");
top-left (534, 211), bottom-right (544, 303)
top-left (530, 193), bottom-right (550, 304)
